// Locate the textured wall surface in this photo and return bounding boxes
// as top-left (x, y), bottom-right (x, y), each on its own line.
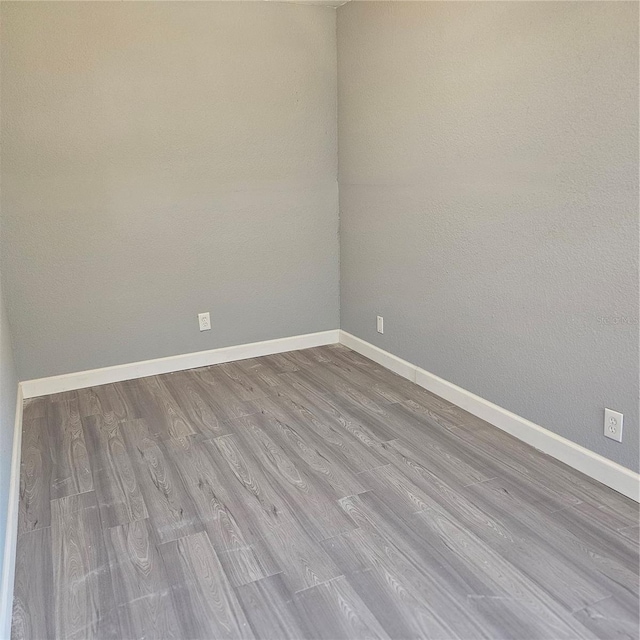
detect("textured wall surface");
top-left (0, 274), bottom-right (18, 584)
top-left (1, 1), bottom-right (339, 379)
top-left (338, 2), bottom-right (639, 471)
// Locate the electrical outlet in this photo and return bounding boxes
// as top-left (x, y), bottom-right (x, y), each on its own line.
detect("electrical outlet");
top-left (198, 312), bottom-right (211, 332)
top-left (604, 408), bottom-right (623, 443)
top-left (377, 315), bottom-right (384, 334)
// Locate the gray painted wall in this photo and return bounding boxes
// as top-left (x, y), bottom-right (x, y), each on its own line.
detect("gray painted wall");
top-left (0, 275), bottom-right (18, 585)
top-left (338, 2), bottom-right (639, 471)
top-left (1, 1), bottom-right (339, 380)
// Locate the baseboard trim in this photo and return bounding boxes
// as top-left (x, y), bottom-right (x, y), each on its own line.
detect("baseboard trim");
top-left (0, 385), bottom-right (24, 639)
top-left (339, 331), bottom-right (639, 502)
top-left (21, 330), bottom-right (341, 398)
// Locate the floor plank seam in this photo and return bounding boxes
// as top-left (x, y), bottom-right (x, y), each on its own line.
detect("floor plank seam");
top-left (292, 574), bottom-right (346, 595)
top-left (461, 476), bottom-right (498, 489)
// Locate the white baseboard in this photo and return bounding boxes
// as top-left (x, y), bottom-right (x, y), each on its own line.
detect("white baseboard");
top-left (0, 385), bottom-right (23, 640)
top-left (21, 330), bottom-right (341, 399)
top-left (339, 331), bottom-right (639, 502)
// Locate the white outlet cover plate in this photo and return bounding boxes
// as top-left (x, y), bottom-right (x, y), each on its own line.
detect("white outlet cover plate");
top-left (198, 312), bottom-right (211, 331)
top-left (604, 408), bottom-right (623, 443)
top-left (377, 316), bottom-right (384, 334)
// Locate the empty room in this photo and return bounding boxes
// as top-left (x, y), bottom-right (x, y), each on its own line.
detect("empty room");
top-left (0, 1), bottom-right (638, 638)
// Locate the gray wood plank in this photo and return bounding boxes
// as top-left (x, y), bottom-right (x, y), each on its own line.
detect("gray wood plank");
top-left (358, 462), bottom-right (440, 515)
top-left (83, 414), bottom-right (149, 528)
top-left (292, 384), bottom-right (403, 444)
top-left (77, 387), bottom-right (108, 420)
top-left (569, 499), bottom-right (640, 539)
top-left (121, 418), bottom-right (203, 544)
top-left (18, 417), bottom-right (51, 534)
top-left (377, 435), bottom-right (495, 492)
top-left (321, 530), bottom-right (466, 639)
top-left (162, 369), bottom-right (238, 439)
top-left (106, 519), bottom-right (181, 640)
top-left (397, 399), bottom-right (584, 512)
top-left (462, 478), bottom-right (639, 614)
top-left (311, 351), bottom-right (425, 408)
top-left (77, 382), bottom-right (140, 422)
top-left (228, 356), bottom-right (284, 388)
top-left (331, 495), bottom-right (494, 639)
top-left (47, 397), bottom-right (94, 500)
top-left (158, 530), bottom-right (255, 639)
top-left (21, 397), bottom-right (47, 422)
top-left (574, 595), bottom-right (640, 640)
top-left (340, 566), bottom-right (450, 640)
top-left (234, 574), bottom-right (309, 640)
top-left (285, 358), bottom-right (398, 408)
top-left (230, 414), bottom-right (357, 541)
top-left (413, 508), bottom-right (598, 639)
top-left (165, 435), bottom-right (283, 586)
top-left (249, 406), bottom-right (365, 499)
top-left (259, 352), bottom-right (302, 373)
top-left (364, 452), bottom-right (615, 615)
top-left (291, 346), bottom-right (333, 364)
top-left (548, 503), bottom-right (639, 572)
top-left (291, 575), bottom-right (391, 640)
top-left (11, 528), bottom-right (54, 640)
top-left (259, 384), bottom-right (389, 472)
top-left (166, 435), bottom-right (265, 546)
top-left (311, 397), bottom-right (396, 448)
top-left (218, 360), bottom-right (280, 400)
top-left (212, 433), bottom-right (297, 538)
top-left (343, 492), bottom-right (596, 639)
top-left (319, 344), bottom-right (456, 411)
top-left (127, 376), bottom-right (197, 442)
top-left (51, 492), bottom-right (119, 640)
top-left (618, 525), bottom-right (639, 543)
top-left (324, 512), bottom-right (453, 639)
top-left (105, 382), bottom-right (142, 421)
top-left (187, 366), bottom-right (260, 421)
top-left (257, 517), bottom-right (343, 593)
top-left (215, 542), bottom-right (281, 588)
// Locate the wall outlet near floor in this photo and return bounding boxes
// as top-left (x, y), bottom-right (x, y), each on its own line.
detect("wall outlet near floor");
top-left (377, 315), bottom-right (384, 334)
top-left (604, 408), bottom-right (623, 442)
top-left (198, 312), bottom-right (211, 332)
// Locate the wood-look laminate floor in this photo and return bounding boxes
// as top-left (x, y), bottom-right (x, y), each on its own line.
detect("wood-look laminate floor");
top-left (12, 344), bottom-right (640, 640)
